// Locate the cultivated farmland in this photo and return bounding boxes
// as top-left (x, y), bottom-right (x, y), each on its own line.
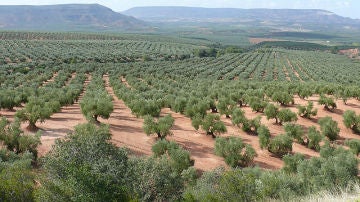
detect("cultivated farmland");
top-left (2, 31), bottom-right (360, 201)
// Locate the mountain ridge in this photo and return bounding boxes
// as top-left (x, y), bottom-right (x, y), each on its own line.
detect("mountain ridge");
top-left (123, 6), bottom-right (360, 29)
top-left (0, 4), bottom-right (147, 31)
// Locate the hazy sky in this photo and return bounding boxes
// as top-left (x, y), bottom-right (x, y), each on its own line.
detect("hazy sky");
top-left (1, 0), bottom-right (360, 19)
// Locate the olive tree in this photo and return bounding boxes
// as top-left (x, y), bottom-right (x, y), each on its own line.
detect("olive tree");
top-left (345, 139), bottom-right (360, 156)
top-left (152, 139), bottom-right (193, 173)
top-left (15, 96), bottom-right (55, 131)
top-left (201, 114), bottom-right (227, 137)
top-left (306, 126), bottom-right (322, 151)
top-left (231, 108), bottom-right (247, 127)
top-left (257, 125), bottom-right (271, 149)
top-left (80, 91), bottom-right (114, 122)
top-left (343, 110), bottom-right (360, 133)
top-left (284, 123), bottom-right (305, 145)
top-left (318, 94), bottom-right (336, 111)
top-left (247, 96), bottom-right (266, 113)
top-left (282, 153), bottom-right (305, 174)
top-left (0, 89), bottom-right (22, 110)
top-left (271, 91), bottom-right (294, 106)
top-left (278, 109), bottom-right (298, 125)
top-left (0, 117), bottom-right (41, 159)
top-left (242, 116), bottom-right (261, 134)
top-left (143, 114), bottom-right (174, 140)
top-left (217, 97), bottom-right (235, 118)
top-left (214, 137), bottom-right (257, 168)
top-left (264, 103), bottom-right (279, 124)
top-left (297, 101), bottom-right (317, 119)
top-left (318, 116), bottom-right (340, 141)
top-left (268, 134), bottom-right (293, 157)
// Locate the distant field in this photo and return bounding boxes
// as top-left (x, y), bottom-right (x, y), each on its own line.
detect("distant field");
top-left (1, 31), bottom-right (360, 171)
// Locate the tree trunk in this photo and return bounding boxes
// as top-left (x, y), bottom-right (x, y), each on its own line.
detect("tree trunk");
top-left (94, 115), bottom-right (99, 123)
top-left (27, 122), bottom-right (37, 131)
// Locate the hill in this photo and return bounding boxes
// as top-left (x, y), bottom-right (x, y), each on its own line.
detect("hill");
top-left (0, 4), bottom-right (147, 31)
top-left (124, 7), bottom-right (360, 30)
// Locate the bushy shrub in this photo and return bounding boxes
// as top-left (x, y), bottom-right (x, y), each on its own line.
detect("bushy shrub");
top-left (268, 134), bottom-right (293, 157)
top-left (271, 91), bottom-right (294, 106)
top-left (201, 114), bottom-right (227, 137)
top-left (152, 139), bottom-right (193, 173)
top-left (284, 123), bottom-right (305, 145)
top-left (345, 139), bottom-right (360, 156)
top-left (257, 125), bottom-right (271, 149)
top-left (15, 96), bottom-right (54, 130)
top-left (343, 110), bottom-right (360, 133)
top-left (306, 126), bottom-right (322, 151)
top-left (143, 114), bottom-right (174, 139)
top-left (215, 137), bottom-right (257, 168)
top-left (282, 153), bottom-right (305, 174)
top-left (318, 94), bottom-right (336, 111)
top-left (278, 109), bottom-right (298, 125)
top-left (80, 90), bottom-right (114, 122)
top-left (264, 103), bottom-right (279, 124)
top-left (297, 101), bottom-right (317, 119)
top-left (318, 116), bottom-right (340, 141)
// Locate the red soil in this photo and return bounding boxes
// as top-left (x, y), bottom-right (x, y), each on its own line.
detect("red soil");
top-left (2, 74), bottom-right (360, 172)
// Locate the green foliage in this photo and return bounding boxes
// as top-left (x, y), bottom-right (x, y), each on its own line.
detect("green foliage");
top-left (183, 168), bottom-right (224, 201)
top-left (345, 139), bottom-right (360, 156)
top-left (152, 139), bottom-right (193, 173)
top-left (248, 96), bottom-right (267, 113)
top-left (201, 114), bottom-right (227, 137)
top-left (298, 145), bottom-right (358, 191)
top-left (215, 137), bottom-right (257, 168)
top-left (129, 156), bottom-right (188, 201)
top-left (268, 134), bottom-right (293, 157)
top-left (297, 86), bottom-right (313, 99)
top-left (217, 97), bottom-right (235, 118)
top-left (283, 153), bottom-right (305, 174)
top-left (80, 89), bottom-right (114, 122)
top-left (318, 116), bottom-right (340, 141)
top-left (143, 114), bottom-right (174, 139)
top-left (0, 89), bottom-right (22, 110)
top-left (284, 123), bottom-right (305, 145)
top-left (343, 110), bottom-right (360, 133)
top-left (318, 94), bottom-right (337, 111)
top-left (297, 101), bottom-right (317, 119)
top-left (15, 96), bottom-right (55, 130)
top-left (231, 108), bottom-right (246, 127)
top-left (0, 151), bottom-right (35, 202)
top-left (216, 169), bottom-right (261, 201)
top-left (242, 116), bottom-right (261, 134)
top-left (264, 103), bottom-right (279, 123)
top-left (193, 48), bottom-right (217, 58)
top-left (191, 114), bottom-right (203, 130)
top-left (306, 126), bottom-right (322, 151)
top-left (257, 125), bottom-right (271, 149)
top-left (35, 123), bottom-right (131, 201)
top-left (0, 117), bottom-right (41, 159)
top-left (278, 108), bottom-right (298, 125)
top-left (271, 91), bottom-right (294, 106)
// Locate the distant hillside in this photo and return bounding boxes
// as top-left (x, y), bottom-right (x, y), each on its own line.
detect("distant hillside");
top-left (0, 4), bottom-right (147, 31)
top-left (124, 7), bottom-right (360, 29)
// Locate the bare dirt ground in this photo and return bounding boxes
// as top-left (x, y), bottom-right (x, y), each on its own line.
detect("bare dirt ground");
top-left (3, 74), bottom-right (360, 172)
top-left (100, 75), bottom-right (154, 156)
top-left (339, 48), bottom-right (359, 59)
top-left (36, 74), bottom-right (91, 156)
